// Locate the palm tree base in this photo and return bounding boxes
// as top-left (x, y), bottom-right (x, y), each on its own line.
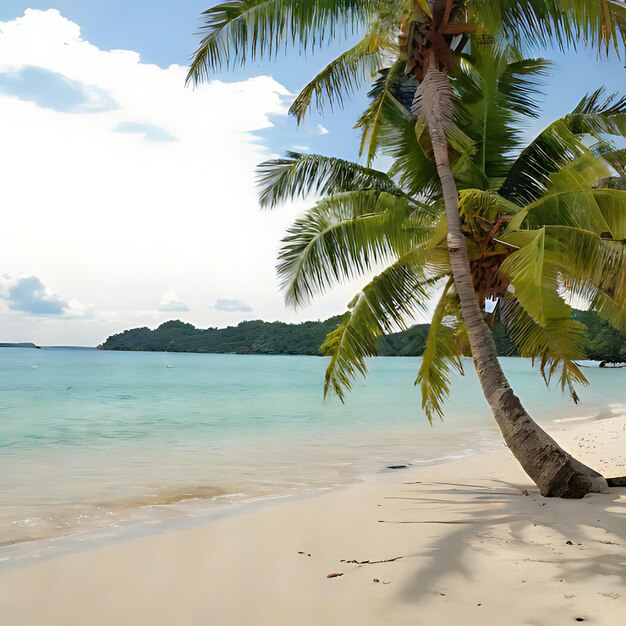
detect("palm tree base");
top-left (540, 455), bottom-right (609, 498)
top-left (490, 387), bottom-right (610, 499)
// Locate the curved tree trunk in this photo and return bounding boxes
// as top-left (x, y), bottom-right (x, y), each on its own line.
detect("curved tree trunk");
top-left (414, 68), bottom-right (608, 498)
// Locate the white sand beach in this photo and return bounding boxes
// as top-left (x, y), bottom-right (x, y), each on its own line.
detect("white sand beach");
top-left (1, 415), bottom-right (624, 626)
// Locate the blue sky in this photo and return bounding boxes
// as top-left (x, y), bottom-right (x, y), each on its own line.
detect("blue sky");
top-left (1, 1), bottom-right (624, 158)
top-left (0, 3), bottom-right (623, 345)
top-left (0, 0), bottom-right (364, 159)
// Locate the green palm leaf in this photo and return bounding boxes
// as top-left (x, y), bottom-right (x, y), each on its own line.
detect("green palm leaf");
top-left (498, 227), bottom-right (573, 326)
top-left (277, 190), bottom-right (432, 306)
top-left (476, 0), bottom-right (626, 54)
top-left (498, 296), bottom-right (588, 402)
top-left (454, 46), bottom-right (551, 188)
top-left (256, 152), bottom-right (405, 209)
top-left (373, 86), bottom-right (441, 199)
top-left (458, 189), bottom-right (520, 224)
top-left (519, 166), bottom-right (626, 240)
top-left (187, 0), bottom-right (374, 84)
top-left (551, 228), bottom-right (626, 332)
top-left (568, 88), bottom-right (626, 133)
top-left (500, 89), bottom-right (626, 203)
top-left (415, 279), bottom-right (465, 423)
top-left (588, 286), bottom-right (626, 333)
top-left (289, 26), bottom-right (390, 123)
top-left (355, 59), bottom-right (408, 165)
top-left (321, 256), bottom-right (438, 401)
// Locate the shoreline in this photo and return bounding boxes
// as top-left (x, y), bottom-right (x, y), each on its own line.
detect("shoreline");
top-left (1, 404), bottom-right (623, 571)
top-left (0, 444), bottom-right (493, 573)
top-left (1, 415), bottom-right (624, 625)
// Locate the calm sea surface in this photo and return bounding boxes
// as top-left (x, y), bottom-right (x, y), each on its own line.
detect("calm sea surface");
top-left (1, 348), bottom-right (624, 565)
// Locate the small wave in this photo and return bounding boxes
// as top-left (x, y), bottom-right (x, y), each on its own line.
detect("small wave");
top-left (410, 451), bottom-right (480, 466)
top-left (211, 493), bottom-right (247, 501)
top-left (553, 415), bottom-right (595, 423)
top-left (115, 485), bottom-right (230, 508)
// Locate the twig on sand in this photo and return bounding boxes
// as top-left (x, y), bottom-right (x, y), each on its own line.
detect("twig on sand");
top-left (340, 556), bottom-right (403, 565)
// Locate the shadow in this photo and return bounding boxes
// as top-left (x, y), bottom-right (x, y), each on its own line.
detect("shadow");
top-left (375, 480), bottom-right (626, 606)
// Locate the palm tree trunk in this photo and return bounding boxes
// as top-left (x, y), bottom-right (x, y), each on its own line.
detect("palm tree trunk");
top-left (416, 68), bottom-right (608, 498)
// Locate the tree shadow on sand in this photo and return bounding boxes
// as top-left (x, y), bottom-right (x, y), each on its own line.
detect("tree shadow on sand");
top-left (375, 480), bottom-right (626, 604)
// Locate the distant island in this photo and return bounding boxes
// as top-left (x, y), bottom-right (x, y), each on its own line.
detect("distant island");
top-left (0, 342), bottom-right (40, 349)
top-left (98, 310), bottom-right (625, 363)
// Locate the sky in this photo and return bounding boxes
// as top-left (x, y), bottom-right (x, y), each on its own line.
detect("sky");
top-left (0, 2), bottom-right (624, 346)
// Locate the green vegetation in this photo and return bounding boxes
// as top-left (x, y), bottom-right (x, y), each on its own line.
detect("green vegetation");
top-left (99, 318), bottom-right (343, 355)
top-left (99, 310), bottom-right (623, 362)
top-left (258, 75), bottom-right (626, 413)
top-left (187, 0), bottom-right (625, 496)
top-left (574, 310), bottom-right (626, 364)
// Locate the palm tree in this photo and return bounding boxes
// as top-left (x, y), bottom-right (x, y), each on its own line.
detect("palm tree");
top-left (257, 46), bottom-right (626, 496)
top-left (188, 1), bottom-right (626, 497)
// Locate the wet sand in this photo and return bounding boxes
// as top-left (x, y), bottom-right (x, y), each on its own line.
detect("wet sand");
top-left (1, 415), bottom-right (624, 626)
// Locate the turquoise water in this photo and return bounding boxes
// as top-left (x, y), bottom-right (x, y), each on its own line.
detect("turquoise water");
top-left (1, 347), bottom-right (624, 562)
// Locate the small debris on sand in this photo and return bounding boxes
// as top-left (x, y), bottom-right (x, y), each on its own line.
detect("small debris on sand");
top-left (326, 572), bottom-right (343, 579)
top-left (340, 556), bottom-right (402, 565)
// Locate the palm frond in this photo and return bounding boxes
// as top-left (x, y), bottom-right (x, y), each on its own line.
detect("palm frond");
top-left (187, 0), bottom-right (374, 84)
top-left (588, 285), bottom-right (626, 333)
top-left (256, 152), bottom-right (404, 209)
top-left (355, 59), bottom-right (408, 165)
top-left (321, 256), bottom-right (437, 401)
top-left (570, 88), bottom-right (626, 132)
top-left (367, 64), bottom-right (418, 110)
top-left (458, 189), bottom-right (520, 223)
top-left (278, 190), bottom-right (433, 306)
top-left (516, 155), bottom-right (626, 239)
top-left (288, 26), bottom-right (390, 123)
top-left (501, 88), bottom-right (626, 203)
top-left (599, 147), bottom-right (626, 177)
top-left (498, 227), bottom-right (571, 326)
top-left (476, 0), bottom-right (626, 54)
top-left (498, 296), bottom-right (588, 402)
top-left (377, 94), bottom-right (441, 199)
top-left (415, 279), bottom-right (465, 423)
top-left (454, 46), bottom-right (551, 188)
top-left (552, 228), bottom-right (626, 332)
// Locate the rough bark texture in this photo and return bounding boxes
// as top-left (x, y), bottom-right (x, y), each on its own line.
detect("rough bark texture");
top-left (415, 68), bottom-right (608, 498)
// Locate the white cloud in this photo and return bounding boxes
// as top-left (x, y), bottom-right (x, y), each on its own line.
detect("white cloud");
top-left (0, 274), bottom-right (92, 318)
top-left (0, 275), bottom-right (67, 315)
top-left (291, 144), bottom-right (310, 152)
top-left (114, 122), bottom-right (177, 142)
top-left (212, 299), bottom-right (253, 313)
top-left (0, 9), bottom-right (369, 345)
top-left (315, 123), bottom-right (329, 135)
top-left (158, 292), bottom-right (190, 312)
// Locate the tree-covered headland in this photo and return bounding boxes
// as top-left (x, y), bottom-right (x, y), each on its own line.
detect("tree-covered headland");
top-left (99, 310), bottom-right (624, 363)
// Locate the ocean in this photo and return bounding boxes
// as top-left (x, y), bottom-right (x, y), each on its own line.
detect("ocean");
top-left (1, 347), bottom-right (624, 566)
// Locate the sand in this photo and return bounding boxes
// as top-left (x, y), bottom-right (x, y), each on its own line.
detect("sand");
top-left (1, 415), bottom-right (624, 626)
